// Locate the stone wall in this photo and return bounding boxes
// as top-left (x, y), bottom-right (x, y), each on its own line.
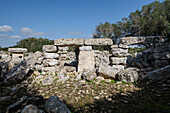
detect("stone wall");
top-left (0, 37), bottom-right (169, 82)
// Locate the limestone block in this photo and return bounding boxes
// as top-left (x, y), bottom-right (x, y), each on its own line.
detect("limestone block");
top-left (79, 46), bottom-right (92, 51)
top-left (43, 53), bottom-right (59, 59)
top-left (58, 46), bottom-right (69, 51)
top-left (43, 59), bottom-right (60, 67)
top-left (42, 45), bottom-right (57, 52)
top-left (8, 48), bottom-right (27, 53)
top-left (85, 38), bottom-right (113, 46)
top-left (64, 66), bottom-right (76, 72)
top-left (54, 38), bottom-right (84, 46)
top-left (146, 65), bottom-right (170, 82)
top-left (111, 48), bottom-right (128, 57)
top-left (12, 53), bottom-right (24, 60)
top-left (110, 45), bottom-right (118, 48)
top-left (78, 51), bottom-right (95, 72)
top-left (118, 44), bottom-right (129, 49)
top-left (119, 37), bottom-right (147, 45)
top-left (112, 65), bottom-right (124, 70)
top-left (97, 60), bottom-right (119, 79)
top-left (34, 64), bottom-right (44, 71)
top-left (116, 69), bottom-right (138, 83)
top-left (110, 57), bottom-right (127, 65)
top-left (58, 51), bottom-right (68, 54)
top-left (42, 67), bottom-right (55, 72)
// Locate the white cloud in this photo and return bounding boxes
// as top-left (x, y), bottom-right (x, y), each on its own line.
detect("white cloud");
top-left (68, 31), bottom-right (81, 35)
top-left (0, 25), bottom-right (13, 32)
top-left (20, 27), bottom-right (44, 37)
top-left (9, 35), bottom-right (21, 39)
top-left (34, 32), bottom-right (44, 36)
top-left (20, 27), bottom-right (33, 36)
top-left (0, 34), bottom-right (8, 37)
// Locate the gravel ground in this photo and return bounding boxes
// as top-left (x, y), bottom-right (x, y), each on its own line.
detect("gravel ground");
top-left (0, 74), bottom-right (170, 113)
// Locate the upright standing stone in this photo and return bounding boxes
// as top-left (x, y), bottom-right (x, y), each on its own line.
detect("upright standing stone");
top-left (78, 46), bottom-right (94, 72)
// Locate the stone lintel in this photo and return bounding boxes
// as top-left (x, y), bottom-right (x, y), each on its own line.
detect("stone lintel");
top-left (8, 48), bottom-right (27, 53)
top-left (54, 39), bottom-right (84, 46)
top-left (85, 38), bottom-right (113, 46)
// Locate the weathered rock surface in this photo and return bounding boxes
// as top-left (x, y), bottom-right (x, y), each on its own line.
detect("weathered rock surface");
top-left (58, 46), bottom-right (69, 51)
top-left (79, 46), bottom-right (92, 51)
top-left (43, 53), bottom-right (59, 59)
top-left (21, 104), bottom-right (44, 113)
top-left (116, 69), bottom-right (139, 83)
top-left (78, 51), bottom-right (94, 72)
top-left (8, 48), bottom-right (27, 53)
top-left (45, 96), bottom-right (71, 113)
top-left (146, 65), bottom-right (170, 82)
top-left (43, 59), bottom-right (59, 67)
top-left (42, 45), bottom-right (57, 52)
top-left (82, 69), bottom-right (97, 81)
top-left (3, 61), bottom-right (33, 85)
top-left (54, 39), bottom-right (84, 46)
top-left (85, 38), bottom-right (113, 46)
top-left (110, 57), bottom-right (127, 65)
top-left (0, 61), bottom-right (8, 81)
top-left (112, 65), bottom-right (124, 70)
top-left (97, 60), bottom-right (119, 79)
top-left (6, 96), bottom-right (44, 113)
top-left (111, 48), bottom-right (128, 57)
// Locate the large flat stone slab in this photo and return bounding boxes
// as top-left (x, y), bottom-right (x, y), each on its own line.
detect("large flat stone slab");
top-left (42, 45), bottom-right (57, 52)
top-left (78, 51), bottom-right (94, 72)
top-left (8, 48), bottom-right (27, 53)
top-left (85, 38), bottom-right (113, 46)
top-left (54, 39), bottom-right (84, 46)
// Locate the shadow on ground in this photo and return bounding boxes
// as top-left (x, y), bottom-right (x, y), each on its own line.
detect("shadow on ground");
top-left (65, 79), bottom-right (170, 113)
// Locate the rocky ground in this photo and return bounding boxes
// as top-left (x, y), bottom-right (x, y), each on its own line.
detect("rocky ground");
top-left (0, 72), bottom-right (170, 113)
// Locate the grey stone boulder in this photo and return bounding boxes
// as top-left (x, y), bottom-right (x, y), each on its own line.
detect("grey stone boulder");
top-left (6, 96), bottom-right (44, 113)
top-left (45, 96), bottom-right (71, 113)
top-left (97, 59), bottom-right (119, 79)
top-left (116, 69), bottom-right (139, 83)
top-left (0, 61), bottom-right (8, 81)
top-left (146, 65), bottom-right (170, 82)
top-left (3, 61), bottom-right (33, 85)
top-left (42, 45), bottom-right (57, 52)
top-left (82, 69), bottom-right (97, 81)
top-left (21, 104), bottom-right (44, 113)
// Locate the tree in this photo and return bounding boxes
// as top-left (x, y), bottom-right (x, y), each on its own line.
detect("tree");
top-left (14, 37), bottom-right (54, 52)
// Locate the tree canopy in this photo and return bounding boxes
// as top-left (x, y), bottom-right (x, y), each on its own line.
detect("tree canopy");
top-left (14, 37), bottom-right (54, 52)
top-left (93, 0), bottom-right (170, 44)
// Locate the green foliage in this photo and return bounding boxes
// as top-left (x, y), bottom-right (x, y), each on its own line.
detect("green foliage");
top-left (93, 0), bottom-right (170, 42)
top-left (68, 46), bottom-right (75, 52)
top-left (92, 46), bottom-right (110, 51)
top-left (14, 37), bottom-right (54, 52)
top-left (128, 47), bottom-right (146, 54)
top-left (66, 58), bottom-right (70, 60)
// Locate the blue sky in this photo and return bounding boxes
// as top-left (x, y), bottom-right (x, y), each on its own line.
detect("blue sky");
top-left (0, 0), bottom-right (164, 47)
